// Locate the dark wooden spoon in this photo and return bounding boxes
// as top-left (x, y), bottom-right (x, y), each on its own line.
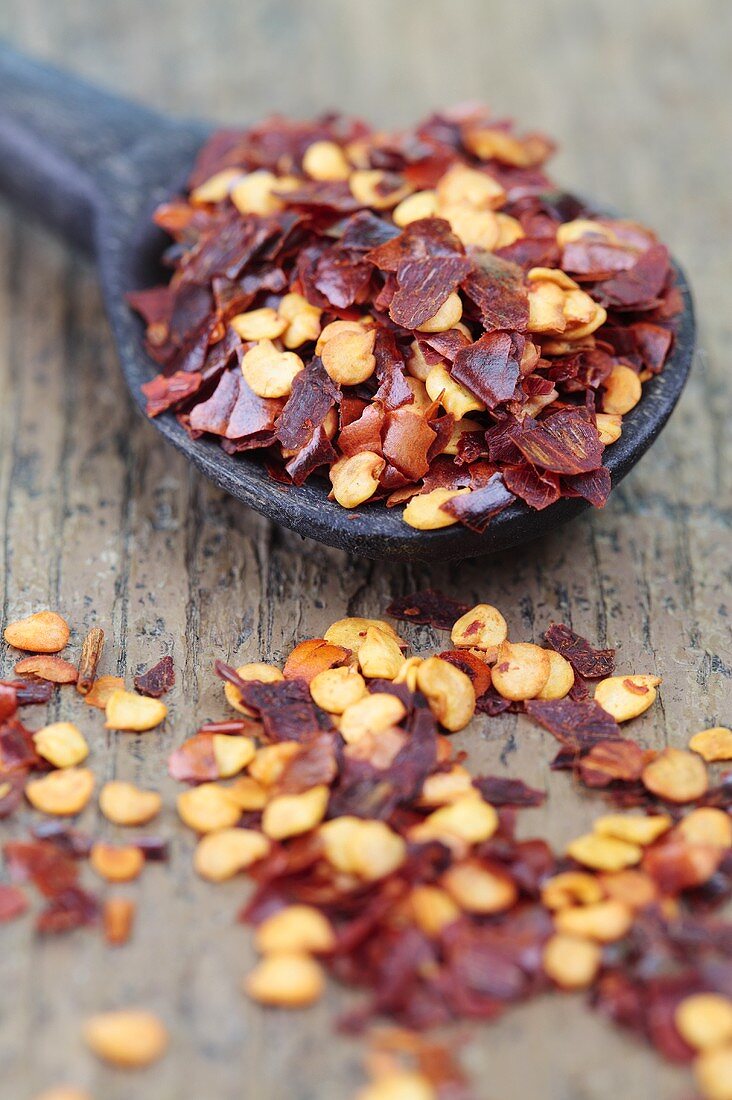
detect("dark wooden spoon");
top-left (0, 45), bottom-right (696, 563)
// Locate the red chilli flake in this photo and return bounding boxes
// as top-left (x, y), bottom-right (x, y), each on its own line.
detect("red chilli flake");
top-left (386, 590), bottom-right (471, 631)
top-left (134, 655), bottom-right (176, 698)
top-left (544, 622), bottom-right (616, 679)
top-left (130, 108), bottom-right (680, 533)
top-left (0, 883), bottom-right (28, 922)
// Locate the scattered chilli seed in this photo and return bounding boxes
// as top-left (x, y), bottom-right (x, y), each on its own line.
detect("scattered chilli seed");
top-left (84, 675), bottom-right (124, 709)
top-left (99, 781), bottom-right (162, 826)
top-left (642, 747), bottom-right (709, 803)
top-left (689, 727), bottom-right (732, 762)
top-left (194, 828), bottom-right (270, 882)
top-left (594, 674), bottom-right (661, 721)
top-left (32, 1090), bottom-right (93, 1100)
top-left (90, 843), bottom-right (145, 883)
top-left (83, 1009), bottom-right (168, 1068)
top-left (177, 783), bottom-right (242, 833)
top-left (542, 933), bottom-right (602, 990)
top-left (105, 690), bottom-right (167, 732)
top-left (26, 768), bottom-right (95, 816)
top-left (244, 953), bottom-right (325, 1008)
top-left (254, 905), bottom-right (336, 955)
top-left (695, 1046), bottom-right (732, 1100)
top-left (675, 994), bottom-right (732, 1052)
top-left (132, 110), bottom-right (679, 530)
top-left (15, 655), bottom-right (78, 683)
top-left (33, 723), bottom-right (89, 768)
top-left (4, 611), bottom-right (70, 653)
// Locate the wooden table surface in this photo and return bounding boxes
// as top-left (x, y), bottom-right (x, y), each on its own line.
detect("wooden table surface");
top-left (0, 2), bottom-right (730, 1097)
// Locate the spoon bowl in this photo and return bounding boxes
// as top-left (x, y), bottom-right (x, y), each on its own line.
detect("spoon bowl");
top-left (0, 46), bottom-right (696, 562)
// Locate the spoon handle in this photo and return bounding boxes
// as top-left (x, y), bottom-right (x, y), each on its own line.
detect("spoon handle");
top-left (0, 43), bottom-right (173, 252)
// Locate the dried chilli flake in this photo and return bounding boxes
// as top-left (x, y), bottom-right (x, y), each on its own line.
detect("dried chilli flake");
top-left (130, 108), bottom-right (680, 532)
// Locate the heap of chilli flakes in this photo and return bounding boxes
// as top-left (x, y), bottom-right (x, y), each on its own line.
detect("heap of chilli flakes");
top-left (129, 106), bottom-right (681, 533)
top-left (3, 596), bottom-right (732, 1100)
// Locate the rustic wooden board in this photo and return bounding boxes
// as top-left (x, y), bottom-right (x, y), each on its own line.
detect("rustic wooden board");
top-left (0, 1), bottom-right (730, 1097)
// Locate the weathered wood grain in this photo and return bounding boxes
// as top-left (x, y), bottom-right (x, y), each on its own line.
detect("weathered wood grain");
top-left (0, 0), bottom-right (730, 1096)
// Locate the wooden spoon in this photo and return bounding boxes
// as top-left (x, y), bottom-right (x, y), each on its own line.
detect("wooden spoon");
top-left (0, 45), bottom-right (695, 562)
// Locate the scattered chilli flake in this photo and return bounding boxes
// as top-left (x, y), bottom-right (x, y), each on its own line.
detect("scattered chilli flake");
top-left (129, 107), bottom-right (680, 531)
top-left (1, 600), bottom-right (730, 1100)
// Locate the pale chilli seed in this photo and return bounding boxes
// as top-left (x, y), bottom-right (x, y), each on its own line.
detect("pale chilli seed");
top-left (492, 642), bottom-right (551, 701)
top-left (436, 163), bottom-right (505, 210)
top-left (240, 339), bottom-right (304, 398)
top-left (677, 808), bottom-right (732, 850)
top-left (309, 665), bottom-right (367, 714)
top-left (402, 487), bottom-right (470, 530)
top-left (554, 899), bottom-right (634, 942)
top-left (261, 785), bottom-right (329, 840)
top-left (33, 722), bottom-right (89, 768)
top-left (418, 765), bottom-right (474, 808)
top-left (357, 1073), bottom-right (436, 1100)
top-left (415, 292), bottom-right (463, 333)
top-left (26, 767), bottom-right (95, 816)
top-left (104, 690), bottom-right (167, 732)
top-left (248, 742), bottom-right (300, 787)
top-left (416, 657), bottom-right (475, 732)
top-left (90, 843), bottom-right (145, 883)
top-left (695, 1046), bottom-right (732, 1100)
top-left (603, 364), bottom-right (642, 415)
top-left (540, 871), bottom-right (605, 911)
top-left (330, 451), bottom-right (384, 508)
top-left (230, 170), bottom-right (284, 216)
top-left (450, 604), bottom-right (508, 654)
top-left (409, 885), bottom-right (460, 937)
top-left (536, 650), bottom-right (575, 700)
top-left (190, 167), bottom-right (243, 203)
top-left (425, 364), bottom-right (485, 418)
top-left (349, 169), bottom-right (412, 210)
top-left (442, 861), bottom-right (518, 914)
top-left (689, 727), bottom-right (732, 763)
top-left (596, 412), bottom-right (623, 445)
top-left (593, 813), bottom-right (672, 846)
top-left (321, 327), bottom-right (377, 386)
top-left (339, 693), bottom-right (407, 744)
top-left (409, 793), bottom-right (498, 849)
top-left (99, 781), bottom-right (162, 826)
top-left (567, 833), bottom-right (642, 872)
top-left (83, 1010), bottom-right (168, 1068)
top-left (323, 616), bottom-right (403, 655)
top-left (320, 817), bottom-right (406, 881)
top-left (302, 140), bottom-right (350, 181)
top-left (104, 896), bottom-right (136, 946)
top-left (392, 190), bottom-right (438, 226)
top-left (357, 626), bottom-right (405, 680)
top-left (543, 933), bottom-right (602, 990)
top-left (3, 610), bottom-right (70, 653)
top-left (212, 734), bottom-right (256, 778)
top-left (194, 828), bottom-right (270, 882)
top-left (442, 204), bottom-right (500, 250)
top-left (315, 319), bottom-right (367, 354)
top-left (675, 994), bottom-right (732, 1052)
top-left (494, 211), bottom-right (524, 248)
top-left (15, 655), bottom-right (78, 683)
top-left (84, 675), bottom-right (124, 709)
top-left (393, 656), bottom-right (423, 691)
top-left (254, 905), bottom-right (336, 955)
top-left (642, 747), bottom-right (709, 803)
top-left (230, 307), bottom-right (287, 342)
top-left (594, 674), bottom-right (661, 721)
top-left (226, 776), bottom-right (268, 811)
top-left (278, 292), bottom-right (322, 349)
top-left (442, 416), bottom-right (484, 455)
top-left (177, 783), bottom-right (242, 833)
top-left (224, 662), bottom-right (283, 716)
top-left (244, 953), bottom-right (325, 1007)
